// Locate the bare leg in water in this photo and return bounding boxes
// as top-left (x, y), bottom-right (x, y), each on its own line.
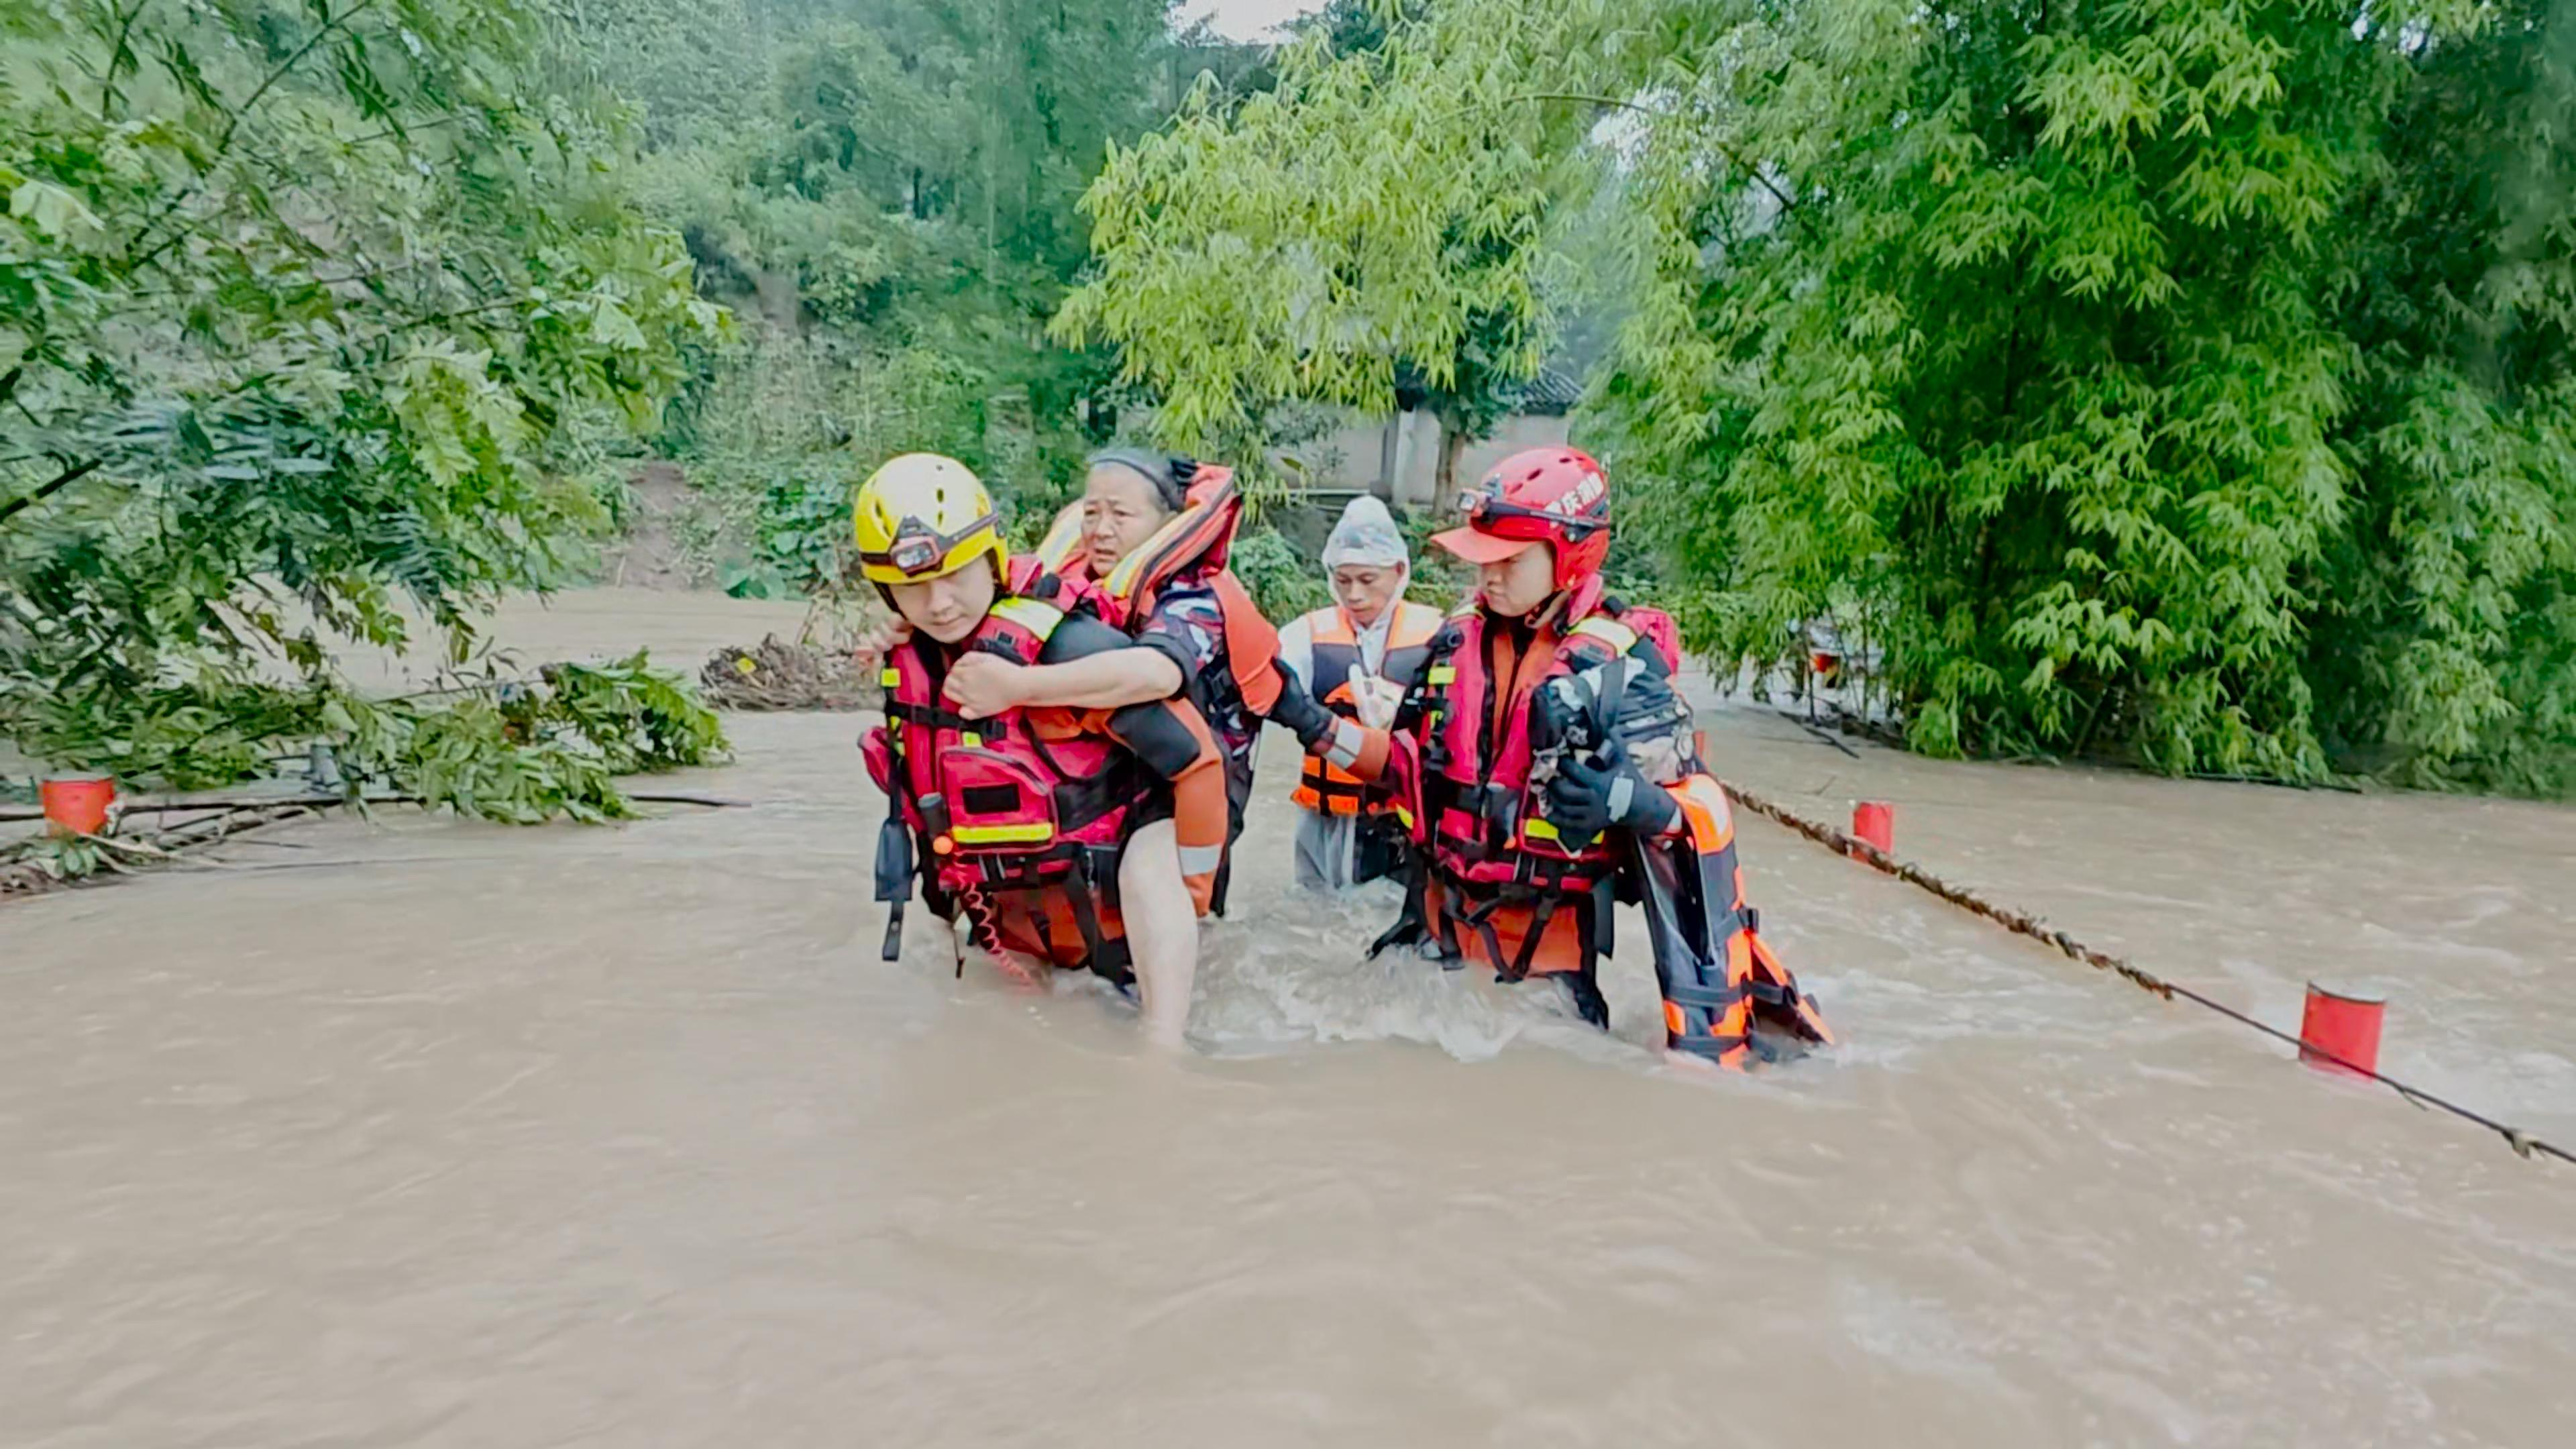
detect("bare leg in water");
top-left (1118, 817), bottom-right (1198, 1049)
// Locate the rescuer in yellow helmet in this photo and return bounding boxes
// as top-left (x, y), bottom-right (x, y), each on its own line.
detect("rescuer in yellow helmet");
top-left (852, 454), bottom-right (1228, 1048)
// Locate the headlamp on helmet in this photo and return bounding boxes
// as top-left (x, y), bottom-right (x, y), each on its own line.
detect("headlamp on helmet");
top-left (863, 511), bottom-right (1000, 580)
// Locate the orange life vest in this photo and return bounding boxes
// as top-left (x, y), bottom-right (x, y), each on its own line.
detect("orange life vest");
top-left (1642, 775), bottom-right (1835, 1067)
top-left (1289, 600), bottom-right (1444, 817)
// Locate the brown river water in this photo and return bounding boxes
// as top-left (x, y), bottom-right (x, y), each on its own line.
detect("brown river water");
top-left (4, 588), bottom-right (2571, 1447)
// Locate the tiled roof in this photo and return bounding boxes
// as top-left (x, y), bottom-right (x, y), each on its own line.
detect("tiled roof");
top-left (1517, 366), bottom-right (1584, 415)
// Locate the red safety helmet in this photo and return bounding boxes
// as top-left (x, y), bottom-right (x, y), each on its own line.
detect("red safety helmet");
top-left (1430, 447), bottom-right (1612, 592)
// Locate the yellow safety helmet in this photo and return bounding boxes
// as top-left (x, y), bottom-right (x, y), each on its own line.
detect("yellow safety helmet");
top-left (852, 453), bottom-right (1006, 585)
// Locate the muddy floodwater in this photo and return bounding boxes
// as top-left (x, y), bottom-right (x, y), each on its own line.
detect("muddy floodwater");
top-left (4, 588), bottom-right (2572, 1447)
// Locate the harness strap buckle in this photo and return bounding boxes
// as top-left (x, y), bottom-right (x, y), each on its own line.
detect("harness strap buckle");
top-left (1743, 980), bottom-right (1803, 1008)
top-left (1664, 1032), bottom-right (1750, 1063)
top-left (1664, 981), bottom-right (1746, 1010)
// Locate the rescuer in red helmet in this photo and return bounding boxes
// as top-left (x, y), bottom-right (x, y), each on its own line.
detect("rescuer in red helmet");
top-left (1302, 447), bottom-right (1833, 1067)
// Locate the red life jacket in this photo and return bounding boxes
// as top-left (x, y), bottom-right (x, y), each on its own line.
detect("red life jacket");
top-left (1012, 549), bottom-right (1114, 621)
top-left (861, 564), bottom-right (1135, 977)
top-left (1392, 581), bottom-right (1830, 1063)
top-left (1415, 577), bottom-right (1657, 901)
top-left (1291, 600), bottom-right (1444, 817)
top-left (1038, 465), bottom-right (1285, 716)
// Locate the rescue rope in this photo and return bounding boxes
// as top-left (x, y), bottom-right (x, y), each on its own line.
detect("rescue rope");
top-left (1723, 782), bottom-right (2574, 1169)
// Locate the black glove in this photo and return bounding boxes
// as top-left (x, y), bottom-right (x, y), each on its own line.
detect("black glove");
top-left (1265, 667), bottom-right (1340, 751)
top-left (1546, 744), bottom-right (1678, 843)
top-left (1527, 672), bottom-right (1596, 759)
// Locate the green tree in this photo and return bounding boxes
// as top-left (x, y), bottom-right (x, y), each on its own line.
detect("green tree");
top-left (570, 0), bottom-right (1175, 517)
top-left (1049, 0), bottom-right (2576, 792)
top-left (553, 0), bottom-right (767, 148)
top-left (1298, 0), bottom-right (1419, 56)
top-left (3, 0), bottom-right (725, 792)
top-left (1592, 0), bottom-right (2571, 786)
top-left (1397, 301), bottom-right (1539, 500)
top-left (1051, 7), bottom-right (1583, 470)
top-left (2306, 0), bottom-right (2576, 790)
top-left (1313, 0), bottom-right (1540, 500)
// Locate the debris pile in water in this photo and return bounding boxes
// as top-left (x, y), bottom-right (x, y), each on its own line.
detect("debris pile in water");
top-left (1, 859), bottom-right (56, 898)
top-left (701, 635), bottom-right (878, 711)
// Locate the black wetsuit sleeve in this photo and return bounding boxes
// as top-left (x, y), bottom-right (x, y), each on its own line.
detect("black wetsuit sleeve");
top-left (1035, 615), bottom-right (1206, 782)
top-left (1042, 604), bottom-right (1196, 698)
top-left (1263, 665), bottom-right (1336, 747)
top-left (1036, 612), bottom-right (1136, 663)
top-left (1106, 699), bottom-right (1210, 782)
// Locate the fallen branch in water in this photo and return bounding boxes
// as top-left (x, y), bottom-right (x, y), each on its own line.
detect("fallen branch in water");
top-left (328, 790), bottom-right (747, 810)
top-left (1, 790), bottom-right (745, 823)
top-left (0, 797), bottom-right (325, 822)
top-left (2, 786), bottom-right (740, 904)
top-left (0, 859), bottom-right (58, 898)
top-left (150, 803), bottom-right (320, 852)
top-left (1776, 710), bottom-right (1862, 759)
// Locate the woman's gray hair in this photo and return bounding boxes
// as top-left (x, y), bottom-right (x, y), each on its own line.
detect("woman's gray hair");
top-left (1087, 447), bottom-right (1195, 513)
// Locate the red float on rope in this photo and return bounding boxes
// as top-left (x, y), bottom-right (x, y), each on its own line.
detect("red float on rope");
top-left (2299, 983), bottom-right (2386, 1078)
top-left (1850, 800), bottom-right (1894, 855)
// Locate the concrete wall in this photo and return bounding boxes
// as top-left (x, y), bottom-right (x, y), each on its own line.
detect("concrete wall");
top-left (1291, 410), bottom-right (1574, 511)
top-left (1442, 415), bottom-right (1576, 508)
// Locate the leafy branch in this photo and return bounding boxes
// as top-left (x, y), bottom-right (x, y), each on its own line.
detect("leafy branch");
top-left (0, 458), bottom-right (105, 529)
top-left (123, 0), bottom-right (390, 275)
